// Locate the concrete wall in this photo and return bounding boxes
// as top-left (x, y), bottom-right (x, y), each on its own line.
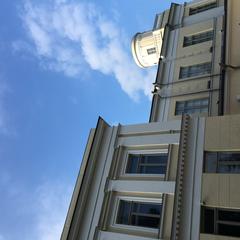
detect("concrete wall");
top-left (161, 195), bottom-right (174, 239)
top-left (150, 2), bottom-right (224, 122)
top-left (205, 114), bottom-right (240, 151)
top-left (202, 174), bottom-right (240, 208)
top-left (225, 0), bottom-right (240, 114)
top-left (200, 234), bottom-right (240, 240)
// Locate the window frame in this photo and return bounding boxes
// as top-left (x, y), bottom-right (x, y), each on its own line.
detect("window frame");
top-left (116, 200), bottom-right (162, 229)
top-left (175, 98), bottom-right (209, 116)
top-left (201, 207), bottom-right (240, 237)
top-left (179, 62), bottom-right (212, 79)
top-left (147, 47), bottom-right (157, 55)
top-left (183, 30), bottom-right (214, 47)
top-left (204, 151), bottom-right (240, 173)
top-left (189, 1), bottom-right (217, 16)
top-left (121, 149), bottom-right (169, 178)
top-left (111, 195), bottom-right (163, 235)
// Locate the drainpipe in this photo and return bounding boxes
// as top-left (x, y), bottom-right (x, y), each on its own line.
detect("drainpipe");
top-left (219, 0), bottom-right (228, 115)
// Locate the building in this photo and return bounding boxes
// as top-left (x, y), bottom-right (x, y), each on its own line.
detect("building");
top-left (61, 0), bottom-right (240, 239)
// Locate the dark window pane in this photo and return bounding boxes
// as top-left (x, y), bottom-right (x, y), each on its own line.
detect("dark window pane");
top-left (179, 62), bottom-right (211, 79)
top-left (141, 154), bottom-right (167, 164)
top-left (184, 30), bottom-right (214, 47)
top-left (132, 202), bottom-right (161, 216)
top-left (147, 47), bottom-right (156, 55)
top-left (116, 200), bottom-right (131, 225)
top-left (201, 208), bottom-right (214, 234)
top-left (218, 224), bottom-right (240, 237)
top-left (204, 152), bottom-right (217, 173)
top-left (117, 200), bottom-right (162, 229)
top-left (219, 153), bottom-right (230, 161)
top-left (175, 99), bottom-right (209, 115)
top-left (218, 164), bottom-right (240, 173)
top-left (189, 2), bottom-right (217, 15)
top-left (204, 152), bottom-right (240, 173)
top-left (126, 155), bottom-right (139, 173)
top-left (140, 165), bottom-right (166, 174)
top-left (218, 152), bottom-right (240, 173)
top-left (131, 215), bottom-right (160, 228)
top-left (126, 154), bottom-right (168, 174)
top-left (219, 210), bottom-right (240, 222)
top-left (201, 207), bottom-right (240, 237)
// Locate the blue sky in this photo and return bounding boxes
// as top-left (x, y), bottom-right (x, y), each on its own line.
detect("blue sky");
top-left (0, 0), bottom-right (187, 239)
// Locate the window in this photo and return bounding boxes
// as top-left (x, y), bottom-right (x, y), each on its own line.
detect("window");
top-left (147, 47), bottom-right (156, 55)
top-left (175, 98), bottom-right (209, 115)
top-left (126, 153), bottom-right (168, 174)
top-left (189, 2), bottom-right (217, 16)
top-left (201, 207), bottom-right (240, 238)
top-left (179, 62), bottom-right (212, 79)
top-left (116, 200), bottom-right (162, 229)
top-left (183, 30), bottom-right (214, 47)
top-left (204, 152), bottom-right (240, 173)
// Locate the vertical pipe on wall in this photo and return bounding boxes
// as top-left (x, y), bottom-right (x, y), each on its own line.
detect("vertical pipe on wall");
top-left (218, 0), bottom-right (228, 115)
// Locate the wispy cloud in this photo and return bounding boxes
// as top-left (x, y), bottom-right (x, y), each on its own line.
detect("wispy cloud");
top-left (32, 181), bottom-right (72, 240)
top-left (0, 172), bottom-right (72, 240)
top-left (19, 0), bottom-right (156, 100)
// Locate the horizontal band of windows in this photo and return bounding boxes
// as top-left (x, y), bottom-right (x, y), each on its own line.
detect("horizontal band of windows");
top-left (201, 207), bottom-right (240, 238)
top-left (175, 98), bottom-right (209, 115)
top-left (183, 30), bottom-right (214, 47)
top-left (189, 2), bottom-right (217, 16)
top-left (179, 62), bottom-right (212, 79)
top-left (204, 151), bottom-right (240, 173)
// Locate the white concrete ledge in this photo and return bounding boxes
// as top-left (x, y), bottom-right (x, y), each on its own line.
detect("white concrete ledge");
top-left (117, 134), bottom-right (180, 147)
top-left (108, 180), bottom-right (175, 195)
top-left (98, 231), bottom-right (158, 240)
top-left (119, 120), bottom-right (181, 136)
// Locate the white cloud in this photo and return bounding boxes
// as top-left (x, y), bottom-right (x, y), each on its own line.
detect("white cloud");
top-left (0, 172), bottom-right (72, 240)
top-left (20, 0), bottom-right (156, 100)
top-left (31, 181), bottom-right (72, 240)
